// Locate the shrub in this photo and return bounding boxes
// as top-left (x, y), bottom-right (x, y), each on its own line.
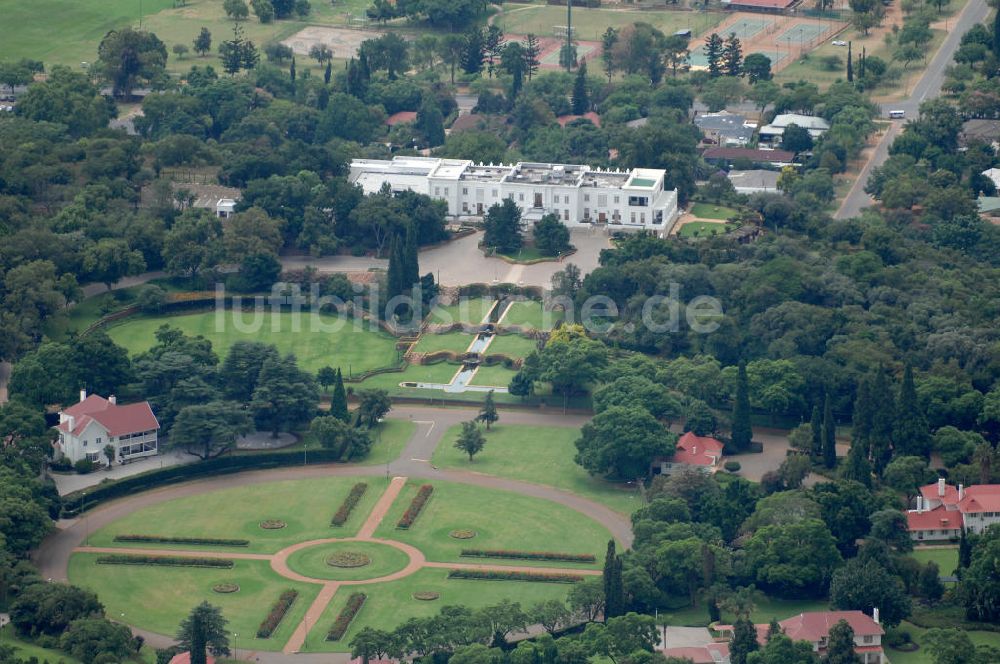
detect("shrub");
top-left (884, 627), bottom-right (912, 648)
top-left (460, 549), bottom-right (596, 563)
top-left (396, 484), bottom-right (433, 529)
top-left (326, 593), bottom-right (366, 641)
top-left (75, 459), bottom-right (96, 474)
top-left (450, 529), bottom-right (477, 539)
top-left (259, 520), bottom-right (286, 529)
top-left (114, 535), bottom-right (250, 547)
top-left (331, 483), bottom-right (368, 526)
top-left (213, 583), bottom-right (240, 593)
top-left (447, 569), bottom-right (585, 583)
top-left (724, 461), bottom-right (741, 472)
top-left (326, 552), bottom-right (370, 568)
top-left (96, 555), bottom-right (233, 568)
top-left (257, 589), bottom-right (299, 638)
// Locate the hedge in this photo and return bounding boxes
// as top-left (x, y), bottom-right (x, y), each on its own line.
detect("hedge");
top-left (396, 484), bottom-right (433, 529)
top-left (331, 483), bottom-right (368, 527)
top-left (114, 535), bottom-right (250, 547)
top-left (447, 569), bottom-right (584, 583)
top-left (256, 589), bottom-right (299, 638)
top-left (460, 549), bottom-right (596, 563)
top-left (327, 593), bottom-right (366, 641)
top-left (95, 554), bottom-right (234, 569)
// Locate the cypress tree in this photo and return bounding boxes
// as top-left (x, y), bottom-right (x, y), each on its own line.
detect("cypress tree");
top-left (823, 393), bottom-right (836, 469)
top-left (603, 540), bottom-right (624, 620)
top-left (869, 369), bottom-right (896, 474)
top-left (324, 60), bottom-right (332, 84)
top-left (860, 46), bottom-right (866, 80)
top-left (290, 55), bottom-right (296, 87)
top-left (403, 223), bottom-right (419, 293)
top-left (842, 439), bottom-right (872, 487)
top-left (729, 617), bottom-right (759, 664)
top-left (190, 614), bottom-right (207, 664)
top-left (731, 360), bottom-right (753, 452)
top-left (571, 61), bottom-right (589, 114)
top-left (331, 368), bottom-right (349, 421)
top-left (846, 41), bottom-right (853, 82)
top-left (811, 404), bottom-right (823, 460)
top-left (386, 234), bottom-right (405, 300)
top-left (894, 364), bottom-right (930, 457)
top-left (958, 528), bottom-right (972, 571)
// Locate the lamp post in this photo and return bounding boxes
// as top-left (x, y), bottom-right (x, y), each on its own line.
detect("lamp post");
top-left (303, 441), bottom-right (308, 466)
top-left (233, 632), bottom-right (238, 660)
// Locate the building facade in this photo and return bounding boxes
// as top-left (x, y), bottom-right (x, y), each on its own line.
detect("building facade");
top-left (655, 432), bottom-right (725, 475)
top-left (54, 391), bottom-right (160, 465)
top-left (349, 157), bottom-right (680, 235)
top-left (717, 610), bottom-right (885, 664)
top-left (907, 479), bottom-right (1000, 540)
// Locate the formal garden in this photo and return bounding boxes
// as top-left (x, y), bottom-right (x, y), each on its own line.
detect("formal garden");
top-left (68, 476), bottom-right (611, 653)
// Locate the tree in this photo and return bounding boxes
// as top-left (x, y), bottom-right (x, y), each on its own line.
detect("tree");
top-left (14, 66), bottom-right (113, 136)
top-left (251, 0), bottom-right (275, 21)
top-left (355, 389), bottom-right (391, 429)
top-left (483, 24), bottom-right (505, 78)
top-left (171, 402), bottom-right (252, 459)
top-left (731, 360), bottom-right (753, 452)
top-left (922, 629), bottom-right (979, 664)
top-left (218, 341), bottom-right (278, 402)
top-left (533, 214), bottom-right (571, 256)
top-left (11, 583), bottom-right (104, 636)
top-left (524, 33), bottom-right (541, 80)
top-left (461, 27), bottom-right (485, 75)
top-left (883, 455), bottom-right (932, 502)
top-left (593, 376), bottom-right (680, 422)
top-left (483, 198), bottom-right (523, 254)
top-left (868, 509), bottom-right (913, 552)
top-left (173, 43), bottom-right (190, 59)
top-left (781, 124), bottom-right (813, 153)
top-left (509, 371), bottom-right (534, 401)
top-left (569, 577), bottom-right (605, 623)
top-left (603, 540), bottom-right (625, 620)
top-left (61, 617), bottom-right (135, 664)
top-left (746, 634), bottom-right (817, 664)
top-left (455, 420), bottom-right (486, 462)
top-left (311, 415), bottom-right (371, 459)
top-left (194, 28), bottom-right (212, 56)
top-left (723, 33), bottom-right (743, 77)
top-left (846, 41), bottom-right (853, 82)
top-left (895, 364), bottom-right (931, 457)
top-left (97, 28), bottom-right (168, 99)
top-left (478, 391), bottom-right (499, 430)
top-left (823, 620), bottom-right (861, 664)
top-left (531, 600), bottom-right (571, 635)
top-left (742, 52), bottom-right (772, 84)
top-left (601, 27), bottom-right (619, 82)
top-left (960, 537), bottom-right (1000, 622)
top-left (81, 238), bottom-right (146, 290)
top-left (575, 406), bottom-right (674, 481)
top-left (177, 602), bottom-right (230, 662)
top-left (223, 0), bottom-right (250, 20)
top-left (251, 354), bottom-right (319, 437)
top-left (823, 393), bottom-right (836, 469)
top-left (102, 443), bottom-right (115, 468)
top-left (830, 558), bottom-right (911, 627)
top-left (417, 96), bottom-right (445, 147)
top-left (571, 61), bottom-right (589, 114)
top-left (919, 562), bottom-right (945, 602)
top-left (663, 34), bottom-right (690, 77)
top-left (810, 405), bottom-right (823, 460)
top-left (500, 42), bottom-right (527, 100)
top-left (705, 33), bottom-right (724, 77)
top-left (684, 400), bottom-right (718, 437)
top-left (0, 61), bottom-right (33, 96)
top-left (743, 519), bottom-right (843, 598)
top-left (730, 617), bottom-right (760, 664)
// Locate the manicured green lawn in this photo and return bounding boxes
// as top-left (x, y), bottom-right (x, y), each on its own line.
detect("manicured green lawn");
top-left (285, 541), bottom-right (411, 582)
top-left (485, 333), bottom-right (540, 358)
top-left (428, 298), bottom-right (497, 325)
top-left (689, 203), bottom-right (740, 220)
top-left (105, 311), bottom-right (400, 375)
top-left (469, 364), bottom-right (517, 388)
top-left (910, 546), bottom-right (959, 576)
top-left (431, 424), bottom-right (639, 515)
top-left (678, 221), bottom-right (737, 238)
top-left (501, 300), bottom-right (564, 330)
top-left (373, 479), bottom-right (612, 564)
top-left (291, 419), bottom-right (415, 466)
top-left (497, 5), bottom-right (724, 41)
top-left (498, 246), bottom-right (550, 262)
top-left (411, 331), bottom-right (475, 354)
top-left (889, 621), bottom-right (1000, 664)
top-left (69, 555), bottom-right (320, 652)
top-left (661, 597), bottom-right (831, 627)
top-left (84, 477), bottom-right (386, 553)
top-left (45, 279), bottom-right (189, 341)
top-left (302, 568), bottom-right (575, 652)
top-left (0, 623), bottom-right (83, 663)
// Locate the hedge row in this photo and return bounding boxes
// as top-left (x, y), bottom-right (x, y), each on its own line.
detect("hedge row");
top-left (114, 535), bottom-right (250, 547)
top-left (459, 549), bottom-right (596, 563)
top-left (96, 554), bottom-right (234, 569)
top-left (331, 483), bottom-right (368, 526)
top-left (397, 485), bottom-right (433, 529)
top-left (326, 593), bottom-right (366, 641)
top-left (256, 589), bottom-right (299, 638)
top-left (447, 569), bottom-right (584, 584)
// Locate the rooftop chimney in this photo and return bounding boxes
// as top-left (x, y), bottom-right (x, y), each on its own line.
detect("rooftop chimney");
top-left (108, 395), bottom-right (117, 405)
top-left (80, 389), bottom-right (87, 403)
top-left (959, 484), bottom-right (965, 500)
top-left (67, 415), bottom-right (75, 432)
top-left (873, 608), bottom-right (880, 624)
top-left (938, 478), bottom-right (946, 497)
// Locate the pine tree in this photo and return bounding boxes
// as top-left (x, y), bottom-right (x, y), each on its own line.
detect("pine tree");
top-left (958, 528), bottom-right (972, 571)
top-left (722, 33), bottom-right (743, 77)
top-left (601, 27), bottom-right (618, 83)
top-left (461, 27), bottom-right (485, 75)
top-left (571, 61), bottom-right (589, 115)
top-left (403, 223), bottom-right (419, 294)
top-left (846, 41), bottom-right (853, 82)
top-left (220, 24), bottom-right (246, 75)
top-left (824, 620), bottom-right (860, 664)
top-left (705, 33), bottom-right (724, 77)
top-left (842, 439), bottom-right (873, 487)
top-left (194, 27), bottom-right (212, 56)
top-left (731, 360), bottom-right (753, 452)
top-left (811, 404), bottom-right (823, 460)
top-left (478, 390), bottom-right (499, 430)
top-left (524, 33), bottom-right (541, 80)
top-left (603, 540), bottom-right (624, 620)
top-left (331, 369), bottom-right (349, 422)
top-left (894, 364), bottom-right (930, 457)
top-left (417, 96), bottom-right (445, 148)
top-left (324, 60), bottom-right (332, 84)
top-left (766, 617), bottom-right (782, 641)
top-left (729, 617), bottom-right (759, 664)
top-left (823, 393), bottom-right (837, 469)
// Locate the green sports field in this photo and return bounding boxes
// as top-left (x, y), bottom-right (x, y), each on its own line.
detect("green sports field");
top-left (497, 5), bottom-right (724, 41)
top-left (105, 311), bottom-right (399, 375)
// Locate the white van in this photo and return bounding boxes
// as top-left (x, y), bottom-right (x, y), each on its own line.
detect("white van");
top-left (889, 110), bottom-right (905, 119)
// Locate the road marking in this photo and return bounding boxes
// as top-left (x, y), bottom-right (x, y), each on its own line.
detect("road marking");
top-left (423, 421), bottom-right (436, 437)
top-left (411, 458), bottom-right (428, 463)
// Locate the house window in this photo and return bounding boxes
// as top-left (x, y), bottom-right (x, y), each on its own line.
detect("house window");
top-left (613, 195), bottom-right (620, 204)
top-left (96, 436), bottom-right (102, 445)
top-left (584, 194), bottom-right (590, 202)
top-left (640, 213), bottom-right (646, 223)
top-left (863, 636), bottom-right (873, 644)
top-left (564, 195), bottom-right (570, 204)
top-left (628, 196), bottom-right (649, 207)
top-left (86, 452), bottom-right (101, 462)
top-left (564, 210), bottom-right (569, 221)
top-left (630, 212), bottom-right (636, 223)
top-left (492, 189), bottom-right (498, 197)
top-left (82, 439), bottom-right (88, 447)
top-left (519, 193), bottom-right (524, 201)
top-left (435, 187), bottom-right (440, 196)
top-left (444, 188), bottom-right (449, 196)
top-left (463, 187), bottom-right (468, 195)
top-left (598, 194), bottom-right (607, 206)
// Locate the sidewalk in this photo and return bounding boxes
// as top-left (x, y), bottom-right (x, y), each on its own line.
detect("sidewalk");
top-left (51, 449), bottom-right (198, 495)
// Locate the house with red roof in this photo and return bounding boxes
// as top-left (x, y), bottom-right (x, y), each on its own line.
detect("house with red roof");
top-left (654, 431), bottom-right (724, 475)
top-left (717, 610), bottom-right (885, 664)
top-left (168, 652), bottom-right (215, 664)
top-left (907, 479), bottom-right (1000, 540)
top-left (54, 390), bottom-right (160, 465)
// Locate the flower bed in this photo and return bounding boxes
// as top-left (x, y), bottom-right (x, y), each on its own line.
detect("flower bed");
top-left (331, 483), bottom-right (368, 527)
top-left (326, 593), bottom-right (366, 641)
top-left (447, 569), bottom-right (584, 583)
top-left (213, 583), bottom-right (240, 593)
top-left (259, 520), bottom-right (287, 530)
top-left (459, 549), bottom-right (596, 563)
top-left (256, 589), bottom-right (299, 638)
top-left (326, 552), bottom-right (371, 568)
top-left (114, 535), bottom-right (250, 547)
top-left (450, 529), bottom-right (477, 539)
top-left (396, 484), bottom-right (434, 529)
top-left (413, 591), bottom-right (440, 601)
top-left (96, 554), bottom-right (234, 569)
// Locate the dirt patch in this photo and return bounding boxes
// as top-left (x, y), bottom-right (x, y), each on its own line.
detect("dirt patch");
top-left (282, 26), bottom-right (385, 59)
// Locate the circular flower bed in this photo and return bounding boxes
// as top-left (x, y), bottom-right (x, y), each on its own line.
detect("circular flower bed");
top-left (326, 551), bottom-right (371, 568)
top-left (213, 583), bottom-right (240, 594)
top-left (413, 591), bottom-right (440, 601)
top-left (450, 529), bottom-right (477, 539)
top-left (259, 520), bottom-right (286, 530)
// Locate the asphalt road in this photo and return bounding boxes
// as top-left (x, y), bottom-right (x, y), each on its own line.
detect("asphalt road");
top-left (836, 0), bottom-right (990, 220)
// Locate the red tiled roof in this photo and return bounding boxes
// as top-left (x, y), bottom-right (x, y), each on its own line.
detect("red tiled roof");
top-left (958, 486), bottom-right (1000, 513)
top-left (780, 611), bottom-right (883, 642)
top-left (386, 111), bottom-right (418, 126)
top-left (672, 431), bottom-right (725, 466)
top-left (557, 111), bottom-right (601, 128)
top-left (64, 394), bottom-right (115, 418)
top-left (57, 395), bottom-right (159, 437)
top-left (168, 653), bottom-right (215, 664)
top-left (703, 147), bottom-right (795, 162)
top-left (726, 0), bottom-right (796, 8)
top-left (920, 482), bottom-right (960, 505)
top-left (906, 506), bottom-right (962, 532)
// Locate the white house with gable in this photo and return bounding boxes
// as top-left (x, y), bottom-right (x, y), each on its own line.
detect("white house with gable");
top-left (53, 391), bottom-right (160, 465)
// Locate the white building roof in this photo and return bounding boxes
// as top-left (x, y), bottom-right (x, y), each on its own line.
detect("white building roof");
top-left (982, 168), bottom-right (1000, 189)
top-left (759, 114), bottom-right (831, 139)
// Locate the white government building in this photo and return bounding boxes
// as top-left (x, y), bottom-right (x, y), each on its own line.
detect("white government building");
top-left (349, 157), bottom-right (680, 235)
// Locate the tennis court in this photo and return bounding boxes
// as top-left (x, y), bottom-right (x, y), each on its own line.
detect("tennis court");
top-left (540, 42), bottom-right (598, 66)
top-left (718, 16), bottom-right (775, 41)
top-left (775, 22), bottom-right (828, 45)
top-left (689, 46), bottom-right (787, 68)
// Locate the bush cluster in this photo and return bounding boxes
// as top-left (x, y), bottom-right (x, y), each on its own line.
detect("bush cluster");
top-left (396, 484), bottom-right (434, 529)
top-left (256, 589), bottom-right (299, 638)
top-left (95, 554), bottom-right (234, 568)
top-left (326, 593), bottom-right (366, 641)
top-left (447, 569), bottom-right (585, 583)
top-left (459, 549), bottom-right (596, 563)
top-left (331, 483), bottom-right (368, 526)
top-left (114, 535), bottom-right (250, 547)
